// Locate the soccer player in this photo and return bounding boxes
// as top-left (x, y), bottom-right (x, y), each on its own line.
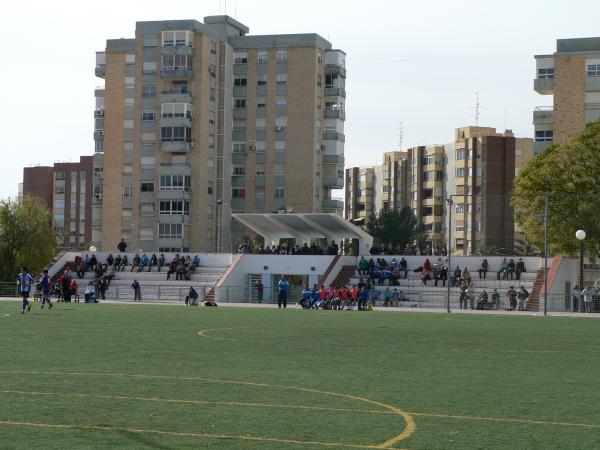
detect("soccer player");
top-left (39, 269), bottom-right (53, 309)
top-left (277, 275), bottom-right (289, 309)
top-left (17, 267), bottom-right (34, 314)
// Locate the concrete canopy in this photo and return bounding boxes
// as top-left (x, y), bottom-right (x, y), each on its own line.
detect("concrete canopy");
top-left (232, 213), bottom-right (373, 255)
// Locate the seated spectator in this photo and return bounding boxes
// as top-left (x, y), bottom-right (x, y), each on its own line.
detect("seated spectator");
top-left (476, 290), bottom-right (489, 310)
top-left (358, 256), bottom-right (368, 276)
top-left (516, 258), bottom-right (526, 281)
top-left (453, 266), bottom-right (462, 287)
top-left (497, 258), bottom-right (509, 280)
top-left (507, 258), bottom-right (516, 280)
top-left (119, 255), bottom-right (128, 272)
top-left (158, 254), bottom-right (166, 272)
top-left (517, 286), bottom-right (530, 311)
top-left (192, 254), bottom-right (200, 268)
top-left (399, 257), bottom-right (408, 279)
top-left (507, 286), bottom-right (517, 310)
top-left (478, 259), bottom-right (488, 279)
top-left (491, 288), bottom-right (500, 310)
top-left (84, 280), bottom-right (95, 303)
top-left (461, 267), bottom-right (472, 287)
top-left (390, 257), bottom-right (398, 269)
top-left (139, 254), bottom-right (149, 272)
top-left (148, 254), bottom-right (157, 272)
top-left (106, 254), bottom-right (114, 269)
top-left (423, 258), bottom-right (431, 273)
top-left (421, 268), bottom-right (430, 285)
top-left (186, 286), bottom-right (199, 306)
top-left (131, 254), bottom-right (140, 272)
top-left (166, 262), bottom-right (176, 280)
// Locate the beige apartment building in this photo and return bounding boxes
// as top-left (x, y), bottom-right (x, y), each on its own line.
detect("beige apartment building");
top-left (94, 16), bottom-right (346, 252)
top-left (346, 127), bottom-right (533, 255)
top-left (534, 37), bottom-right (600, 154)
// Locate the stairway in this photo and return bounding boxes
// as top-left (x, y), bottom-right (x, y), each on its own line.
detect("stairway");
top-left (527, 268), bottom-right (548, 311)
top-left (329, 266), bottom-right (357, 287)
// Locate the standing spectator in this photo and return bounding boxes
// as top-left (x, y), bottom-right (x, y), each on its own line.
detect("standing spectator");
top-left (453, 266), bottom-right (462, 287)
top-left (39, 269), bottom-right (53, 310)
top-left (84, 280), bottom-right (96, 303)
top-left (148, 254), bottom-right (158, 272)
top-left (88, 254), bottom-right (98, 272)
top-left (439, 264), bottom-right (448, 287)
top-left (507, 258), bottom-right (516, 280)
top-left (467, 286), bottom-right (475, 310)
top-left (158, 254), bottom-right (166, 272)
top-left (277, 276), bottom-right (289, 309)
top-left (191, 254), bottom-right (200, 271)
top-left (255, 280), bottom-right (264, 303)
top-left (507, 286), bottom-right (517, 310)
top-left (516, 258), bottom-right (526, 281)
top-left (132, 279), bottom-right (141, 302)
top-left (461, 267), bottom-right (472, 287)
top-left (76, 260), bottom-right (85, 279)
top-left (459, 284), bottom-right (468, 310)
top-left (358, 256), bottom-right (368, 276)
top-left (572, 285), bottom-right (581, 312)
top-left (117, 239), bottom-right (127, 253)
top-left (61, 270), bottom-right (72, 303)
top-left (478, 259), bottom-right (488, 279)
top-left (69, 278), bottom-right (79, 303)
top-left (98, 276), bottom-right (107, 300)
top-left (383, 287), bottom-right (392, 307)
top-left (423, 258), bottom-right (432, 273)
top-left (517, 286), bottom-right (529, 311)
top-left (581, 286), bottom-right (594, 313)
top-left (491, 288), bottom-right (500, 310)
top-left (359, 286), bottom-right (370, 310)
top-left (399, 257), bottom-right (408, 279)
top-left (186, 287), bottom-right (199, 306)
top-left (16, 267), bottom-right (34, 314)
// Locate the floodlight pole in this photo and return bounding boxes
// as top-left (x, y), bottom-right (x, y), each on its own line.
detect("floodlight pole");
top-left (543, 195), bottom-right (548, 316)
top-left (446, 196), bottom-right (453, 314)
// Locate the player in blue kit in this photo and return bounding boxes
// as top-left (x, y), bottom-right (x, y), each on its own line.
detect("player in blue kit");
top-left (39, 269), bottom-right (54, 309)
top-left (17, 267), bottom-right (34, 314)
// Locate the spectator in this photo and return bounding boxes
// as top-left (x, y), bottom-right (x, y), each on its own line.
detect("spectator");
top-left (572, 285), bottom-right (581, 312)
top-left (477, 290), bottom-right (489, 309)
top-left (131, 254), bottom-right (140, 272)
top-left (491, 288), bottom-right (500, 310)
top-left (497, 258), bottom-right (509, 280)
top-left (84, 280), bottom-right (95, 303)
top-left (120, 255), bottom-right (128, 272)
top-left (399, 257), bottom-right (408, 279)
top-left (60, 271), bottom-right (72, 303)
top-left (118, 239), bottom-right (127, 253)
top-left (76, 260), bottom-right (85, 279)
top-left (106, 254), bottom-right (114, 269)
top-left (383, 287), bottom-right (392, 307)
top-left (89, 254), bottom-right (98, 272)
top-left (158, 254), bottom-right (166, 272)
top-left (132, 279), bottom-right (141, 302)
top-left (517, 286), bottom-right (529, 311)
top-left (439, 264), bottom-right (448, 287)
top-left (453, 266), bottom-right (462, 287)
top-left (581, 286), bottom-right (594, 313)
top-left (423, 258), bottom-right (431, 273)
top-left (516, 258), bottom-right (526, 281)
top-left (186, 287), bottom-right (199, 306)
top-left (148, 254), bottom-right (158, 272)
top-left (98, 276), bottom-right (107, 300)
top-left (459, 284), bottom-right (468, 309)
top-left (467, 286), bottom-right (475, 310)
top-left (461, 267), bottom-right (472, 287)
top-left (358, 256), bottom-right (368, 276)
top-left (192, 254), bottom-right (200, 269)
top-left (507, 286), bottom-right (518, 310)
top-left (507, 258), bottom-right (516, 280)
top-left (478, 259), bottom-right (488, 279)
top-left (138, 254), bottom-right (149, 272)
top-left (421, 267), bottom-right (430, 286)
top-left (69, 278), bottom-right (78, 303)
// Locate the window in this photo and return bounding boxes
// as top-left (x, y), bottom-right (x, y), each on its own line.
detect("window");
top-left (235, 99), bottom-right (246, 109)
top-left (456, 149), bottom-right (466, 160)
top-left (274, 165), bottom-right (285, 176)
top-left (275, 188), bottom-right (284, 198)
top-left (161, 126), bottom-right (192, 142)
top-left (535, 130), bottom-right (553, 142)
top-left (456, 204), bottom-right (465, 213)
top-left (587, 64), bottom-right (600, 77)
top-left (55, 172), bottom-right (66, 180)
top-left (382, 185), bottom-right (389, 194)
top-left (515, 149), bottom-right (523, 160)
top-left (257, 102), bottom-right (266, 109)
top-left (277, 73), bottom-right (287, 86)
top-left (55, 186), bottom-right (65, 195)
top-left (233, 166), bottom-right (245, 176)
top-left (141, 182), bottom-right (154, 192)
top-left (234, 77), bottom-right (247, 86)
top-left (142, 85), bottom-right (156, 98)
top-left (159, 175), bottom-right (191, 191)
top-left (257, 50), bottom-right (268, 64)
top-left (234, 51), bottom-right (248, 64)
top-left (162, 54), bottom-right (190, 70)
top-left (257, 74), bottom-right (267, 86)
top-left (233, 143), bottom-right (246, 153)
top-left (162, 30), bottom-right (194, 47)
top-left (423, 155), bottom-right (435, 165)
top-left (161, 103), bottom-right (193, 118)
top-left (54, 199), bottom-right (65, 209)
top-left (232, 188), bottom-right (246, 198)
top-left (142, 112), bottom-right (155, 121)
top-left (123, 186), bottom-right (133, 197)
top-left (95, 140), bottom-right (104, 152)
top-left (456, 168), bottom-right (466, 177)
top-left (159, 223), bottom-right (183, 239)
top-left (276, 99), bottom-right (287, 109)
top-left (538, 67), bottom-right (554, 79)
top-left (95, 118), bottom-right (104, 131)
top-left (276, 49), bottom-right (288, 62)
top-left (159, 200), bottom-right (189, 215)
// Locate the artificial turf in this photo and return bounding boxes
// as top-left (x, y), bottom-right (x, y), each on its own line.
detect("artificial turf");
top-left (0, 301), bottom-right (598, 449)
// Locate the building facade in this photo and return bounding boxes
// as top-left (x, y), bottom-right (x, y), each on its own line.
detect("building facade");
top-left (22, 157), bottom-right (94, 249)
top-left (346, 127), bottom-right (533, 255)
top-left (94, 16), bottom-right (346, 253)
top-left (534, 37), bottom-right (600, 154)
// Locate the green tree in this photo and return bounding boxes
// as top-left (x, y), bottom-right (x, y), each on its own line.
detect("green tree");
top-left (0, 195), bottom-right (57, 281)
top-left (512, 120), bottom-right (600, 259)
top-left (367, 206), bottom-right (418, 250)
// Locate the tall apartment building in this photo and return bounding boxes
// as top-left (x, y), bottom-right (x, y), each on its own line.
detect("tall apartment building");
top-left (534, 37), bottom-right (600, 154)
top-left (94, 16), bottom-right (346, 253)
top-left (22, 157), bottom-right (94, 249)
top-left (345, 151), bottom-right (408, 225)
top-left (346, 127), bottom-right (533, 255)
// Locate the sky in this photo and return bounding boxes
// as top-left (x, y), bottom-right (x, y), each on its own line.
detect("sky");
top-left (1, 0), bottom-right (600, 200)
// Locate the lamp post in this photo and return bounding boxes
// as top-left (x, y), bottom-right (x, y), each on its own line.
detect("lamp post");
top-left (576, 229), bottom-right (586, 313)
top-left (446, 196), bottom-right (454, 314)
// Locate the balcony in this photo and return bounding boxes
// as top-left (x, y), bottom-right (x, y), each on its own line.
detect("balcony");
top-left (160, 140), bottom-right (194, 152)
top-left (161, 46), bottom-right (194, 56)
top-left (94, 108), bottom-right (105, 118)
top-left (160, 91), bottom-right (192, 103)
top-left (534, 140), bottom-right (553, 154)
top-left (161, 68), bottom-right (193, 80)
top-left (534, 78), bottom-right (554, 95)
top-left (94, 130), bottom-right (104, 140)
top-left (586, 77), bottom-right (600, 92)
top-left (323, 131), bottom-right (345, 142)
top-left (233, 108), bottom-right (247, 120)
top-left (324, 108), bottom-right (346, 120)
top-left (323, 175), bottom-right (344, 189)
top-left (322, 154), bottom-right (344, 165)
top-left (533, 107), bottom-right (554, 124)
top-left (95, 64), bottom-right (106, 78)
top-left (325, 65), bottom-right (346, 78)
top-left (322, 198), bottom-right (344, 212)
top-left (325, 87), bottom-right (346, 98)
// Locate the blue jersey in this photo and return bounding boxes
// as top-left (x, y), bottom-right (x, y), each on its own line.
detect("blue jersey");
top-left (40, 275), bottom-right (51, 294)
top-left (311, 288), bottom-right (319, 300)
top-left (302, 289), bottom-right (311, 299)
top-left (17, 273), bottom-right (34, 292)
top-left (278, 280), bottom-right (289, 294)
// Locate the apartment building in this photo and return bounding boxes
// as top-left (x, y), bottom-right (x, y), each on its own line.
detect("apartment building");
top-left (94, 16), bottom-right (346, 253)
top-left (345, 167), bottom-right (375, 225)
top-left (534, 37), bottom-right (600, 154)
top-left (22, 157), bottom-right (94, 249)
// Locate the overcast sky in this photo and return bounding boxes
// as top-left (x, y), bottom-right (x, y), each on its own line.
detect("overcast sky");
top-left (1, 0), bottom-right (599, 200)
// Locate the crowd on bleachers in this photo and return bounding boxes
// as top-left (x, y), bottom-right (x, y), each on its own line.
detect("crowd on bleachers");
top-left (238, 241), bottom-right (340, 255)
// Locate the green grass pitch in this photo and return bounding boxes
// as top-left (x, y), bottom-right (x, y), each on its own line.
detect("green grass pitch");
top-left (0, 301), bottom-right (599, 449)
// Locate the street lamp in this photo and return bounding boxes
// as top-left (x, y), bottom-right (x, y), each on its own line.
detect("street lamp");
top-left (446, 196), bottom-right (454, 314)
top-left (576, 230), bottom-right (586, 312)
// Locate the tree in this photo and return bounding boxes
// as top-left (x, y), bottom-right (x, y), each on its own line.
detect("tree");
top-left (512, 120), bottom-right (600, 259)
top-left (0, 195), bottom-right (57, 281)
top-left (367, 206), bottom-right (418, 250)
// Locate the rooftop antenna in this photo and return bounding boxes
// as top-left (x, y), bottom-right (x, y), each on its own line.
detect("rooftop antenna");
top-left (504, 105), bottom-right (508, 131)
top-left (234, 0), bottom-right (237, 18)
top-left (224, 0), bottom-right (227, 15)
top-left (474, 91), bottom-right (481, 126)
top-left (397, 122), bottom-right (404, 151)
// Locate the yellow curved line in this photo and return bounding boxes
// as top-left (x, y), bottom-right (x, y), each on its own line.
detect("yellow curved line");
top-left (197, 326), bottom-right (247, 340)
top-left (0, 370), bottom-right (415, 447)
top-left (0, 419), bottom-right (399, 449)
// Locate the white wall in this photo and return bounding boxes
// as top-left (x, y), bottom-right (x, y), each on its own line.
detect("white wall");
top-left (546, 257), bottom-right (578, 312)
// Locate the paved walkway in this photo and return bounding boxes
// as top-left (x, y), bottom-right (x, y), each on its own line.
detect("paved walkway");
top-left (1, 296), bottom-right (598, 318)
